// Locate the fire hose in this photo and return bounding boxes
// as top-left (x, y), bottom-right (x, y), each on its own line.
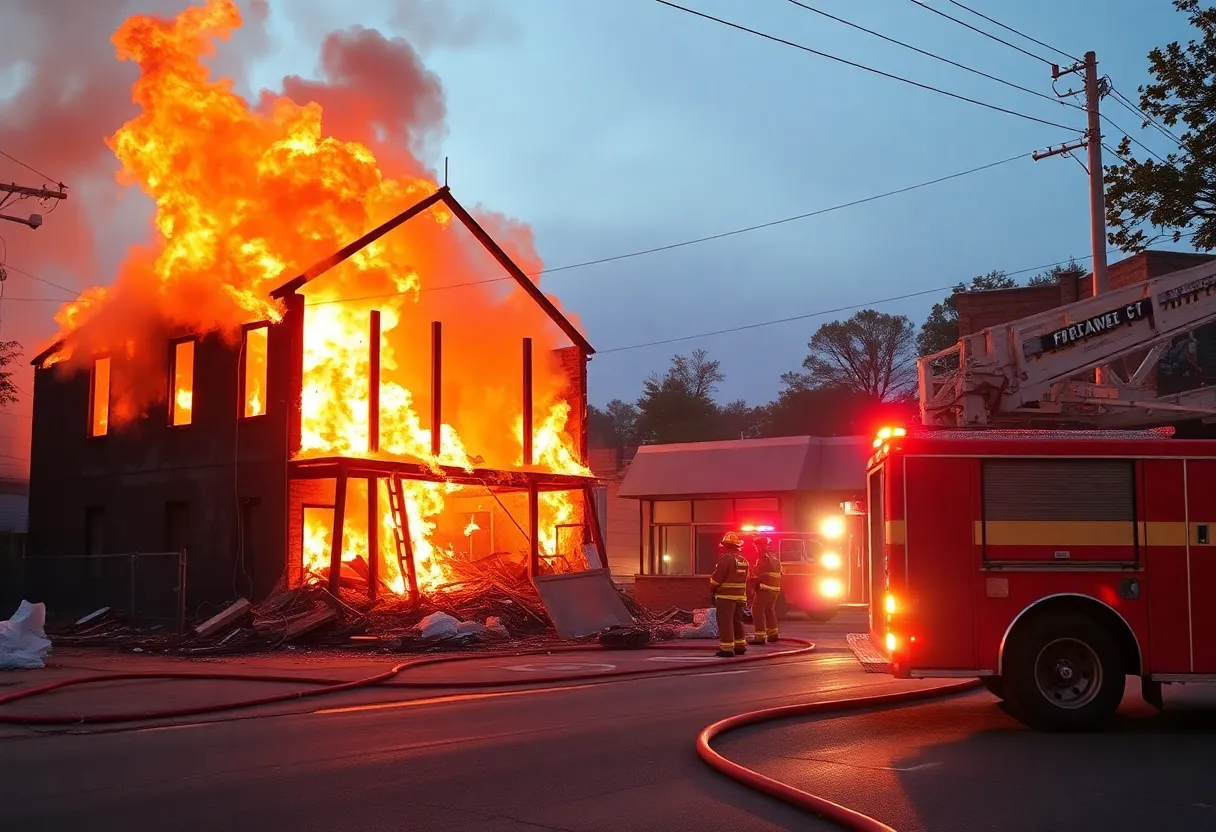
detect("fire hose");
top-left (0, 638), bottom-right (981, 831)
top-left (696, 679), bottom-right (982, 832)
top-left (0, 638), bottom-right (818, 725)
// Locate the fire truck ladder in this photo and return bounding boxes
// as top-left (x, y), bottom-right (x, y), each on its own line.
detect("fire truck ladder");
top-left (919, 257), bottom-right (1216, 429)
top-left (385, 473), bottom-right (417, 596)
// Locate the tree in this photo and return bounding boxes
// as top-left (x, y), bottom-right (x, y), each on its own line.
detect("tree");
top-left (635, 349), bottom-right (725, 444)
top-left (916, 270), bottom-right (1015, 357)
top-left (1026, 259), bottom-right (1084, 286)
top-left (587, 399), bottom-right (639, 452)
top-left (1105, 0), bottom-right (1216, 252)
top-left (0, 341), bottom-right (20, 406)
top-left (718, 398), bottom-right (765, 439)
top-left (788, 309), bottom-right (917, 400)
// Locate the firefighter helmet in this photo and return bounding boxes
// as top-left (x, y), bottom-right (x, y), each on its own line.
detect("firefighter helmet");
top-left (720, 532), bottom-right (742, 549)
top-left (753, 535), bottom-right (772, 551)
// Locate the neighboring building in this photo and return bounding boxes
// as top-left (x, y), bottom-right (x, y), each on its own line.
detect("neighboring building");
top-left (0, 478), bottom-right (28, 615)
top-left (24, 187), bottom-right (597, 620)
top-left (587, 446), bottom-right (640, 585)
top-left (617, 435), bottom-right (871, 611)
top-left (955, 250), bottom-right (1216, 398)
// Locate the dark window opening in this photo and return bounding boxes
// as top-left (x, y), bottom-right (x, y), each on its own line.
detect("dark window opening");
top-left (165, 501), bottom-right (190, 554)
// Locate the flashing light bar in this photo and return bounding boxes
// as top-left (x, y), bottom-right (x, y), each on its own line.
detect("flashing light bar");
top-left (740, 524), bottom-right (775, 532)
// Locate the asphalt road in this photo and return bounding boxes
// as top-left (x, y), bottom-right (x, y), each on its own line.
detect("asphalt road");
top-left (3, 639), bottom-right (1216, 832)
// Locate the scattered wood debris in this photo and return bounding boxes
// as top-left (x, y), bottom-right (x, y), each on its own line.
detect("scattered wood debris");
top-left (194, 598), bottom-right (251, 638)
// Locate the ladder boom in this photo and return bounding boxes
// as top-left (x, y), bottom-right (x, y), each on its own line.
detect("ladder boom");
top-left (920, 257), bottom-right (1216, 428)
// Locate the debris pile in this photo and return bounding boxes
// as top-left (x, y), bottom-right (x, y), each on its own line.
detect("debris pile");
top-left (42, 558), bottom-right (691, 656)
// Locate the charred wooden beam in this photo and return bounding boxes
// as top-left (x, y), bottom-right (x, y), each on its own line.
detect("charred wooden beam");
top-left (270, 188), bottom-right (448, 298)
top-left (584, 485), bottom-right (608, 576)
top-left (368, 310), bottom-right (381, 454)
top-left (438, 191), bottom-right (594, 355)
top-left (288, 457), bottom-right (599, 491)
top-left (431, 320), bottom-right (442, 458)
top-left (329, 463), bottom-right (349, 595)
top-left (522, 337), bottom-right (533, 466)
top-left (366, 475), bottom-right (379, 600)
top-left (527, 480), bottom-right (540, 580)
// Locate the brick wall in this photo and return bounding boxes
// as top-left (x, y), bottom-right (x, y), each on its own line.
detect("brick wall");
top-left (956, 272), bottom-right (1088, 338)
top-left (553, 346), bottom-right (588, 464)
top-left (630, 575), bottom-right (709, 612)
top-left (287, 478), bottom-right (334, 588)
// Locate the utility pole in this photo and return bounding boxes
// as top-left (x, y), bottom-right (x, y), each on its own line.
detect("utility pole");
top-left (1033, 51), bottom-right (1109, 382)
top-left (0, 181), bottom-right (67, 230)
top-left (1033, 51), bottom-right (1109, 294)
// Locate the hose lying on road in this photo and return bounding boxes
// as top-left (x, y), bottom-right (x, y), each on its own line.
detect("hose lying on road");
top-left (0, 637), bottom-right (816, 725)
top-left (697, 679), bottom-right (982, 832)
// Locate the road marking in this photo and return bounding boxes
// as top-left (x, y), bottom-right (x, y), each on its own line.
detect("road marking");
top-left (689, 670), bottom-right (754, 677)
top-left (131, 722), bottom-right (212, 735)
top-left (889, 762), bottom-right (942, 772)
top-left (502, 662), bottom-right (617, 673)
top-left (646, 655), bottom-right (723, 663)
top-left (313, 683), bottom-right (595, 715)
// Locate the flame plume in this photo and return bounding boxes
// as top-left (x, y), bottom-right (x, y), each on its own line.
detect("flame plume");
top-left (50, 0), bottom-right (591, 596)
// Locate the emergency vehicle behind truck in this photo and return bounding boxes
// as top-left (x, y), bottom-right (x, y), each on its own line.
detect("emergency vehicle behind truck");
top-left (867, 426), bottom-right (1216, 731)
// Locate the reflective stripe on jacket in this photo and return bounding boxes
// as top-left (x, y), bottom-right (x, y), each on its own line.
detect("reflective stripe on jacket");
top-left (757, 552), bottom-right (782, 593)
top-left (710, 553), bottom-right (750, 601)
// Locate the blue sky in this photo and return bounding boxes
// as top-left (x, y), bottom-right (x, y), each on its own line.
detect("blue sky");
top-left (247, 0), bottom-right (1191, 406)
top-left (0, 0), bottom-right (1201, 471)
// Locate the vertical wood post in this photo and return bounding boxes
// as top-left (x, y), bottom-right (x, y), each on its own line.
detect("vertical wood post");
top-left (368, 311), bottom-right (381, 453)
top-left (584, 485), bottom-right (607, 576)
top-left (402, 500), bottom-right (420, 601)
top-left (527, 481), bottom-right (540, 580)
top-left (431, 321), bottom-right (442, 458)
top-left (329, 464), bottom-right (348, 595)
top-left (522, 337), bottom-right (533, 466)
top-left (366, 476), bottom-right (379, 600)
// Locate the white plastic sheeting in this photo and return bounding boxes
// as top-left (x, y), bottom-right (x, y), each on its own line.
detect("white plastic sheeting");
top-left (0, 600), bottom-right (52, 670)
top-left (676, 607), bottom-right (718, 639)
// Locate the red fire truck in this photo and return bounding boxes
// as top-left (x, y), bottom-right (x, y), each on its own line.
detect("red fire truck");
top-left (875, 257), bottom-right (1216, 731)
top-left (736, 525), bottom-right (844, 622)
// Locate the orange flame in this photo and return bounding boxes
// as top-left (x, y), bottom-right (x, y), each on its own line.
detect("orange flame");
top-left (50, 0), bottom-right (593, 598)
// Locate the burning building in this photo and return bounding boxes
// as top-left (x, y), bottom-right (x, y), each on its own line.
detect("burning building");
top-left (21, 0), bottom-right (605, 621)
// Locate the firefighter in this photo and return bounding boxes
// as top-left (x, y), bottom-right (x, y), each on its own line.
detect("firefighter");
top-left (749, 535), bottom-right (781, 644)
top-left (709, 532), bottom-right (749, 658)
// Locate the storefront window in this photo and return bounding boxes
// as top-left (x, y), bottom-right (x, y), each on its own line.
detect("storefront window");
top-left (653, 500), bottom-right (692, 524)
top-left (693, 499), bottom-right (732, 523)
top-left (655, 525), bottom-right (692, 574)
top-left (695, 526), bottom-right (731, 574)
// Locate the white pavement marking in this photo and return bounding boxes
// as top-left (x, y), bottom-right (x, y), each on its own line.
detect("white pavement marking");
top-left (886, 761), bottom-right (942, 772)
top-left (688, 670), bottom-right (754, 677)
top-left (645, 655), bottom-right (724, 663)
top-left (502, 662), bottom-right (617, 673)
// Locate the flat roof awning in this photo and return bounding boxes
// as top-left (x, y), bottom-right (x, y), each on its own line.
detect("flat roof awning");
top-left (617, 435), bottom-right (869, 499)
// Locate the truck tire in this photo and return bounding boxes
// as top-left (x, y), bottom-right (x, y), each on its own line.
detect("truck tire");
top-left (805, 607), bottom-right (839, 623)
top-left (979, 676), bottom-right (1005, 700)
top-left (1002, 611), bottom-right (1125, 732)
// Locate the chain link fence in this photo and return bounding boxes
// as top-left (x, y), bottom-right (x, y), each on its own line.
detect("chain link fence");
top-left (18, 550), bottom-right (188, 630)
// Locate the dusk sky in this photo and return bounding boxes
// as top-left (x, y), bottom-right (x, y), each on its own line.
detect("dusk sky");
top-left (0, 0), bottom-right (1200, 475)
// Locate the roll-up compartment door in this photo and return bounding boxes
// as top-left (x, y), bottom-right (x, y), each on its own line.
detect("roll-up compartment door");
top-left (981, 458), bottom-right (1136, 564)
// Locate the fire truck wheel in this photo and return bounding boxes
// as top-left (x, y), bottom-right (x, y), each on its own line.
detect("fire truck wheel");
top-left (1003, 612), bottom-right (1125, 732)
top-left (979, 676), bottom-right (1005, 700)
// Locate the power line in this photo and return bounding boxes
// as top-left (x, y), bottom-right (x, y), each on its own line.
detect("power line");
top-left (903, 0), bottom-right (1055, 66)
top-left (784, 0), bottom-right (1084, 115)
top-left (652, 1), bottom-right (1081, 132)
top-left (596, 238), bottom-right (1199, 355)
top-left (940, 0), bottom-right (1079, 63)
top-left (305, 150), bottom-right (1033, 307)
top-left (0, 148), bottom-right (63, 188)
top-left (1099, 112), bottom-right (1171, 166)
top-left (0, 263), bottom-right (81, 297)
top-left (1106, 90), bottom-right (1182, 157)
top-left (1108, 85), bottom-right (1183, 145)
